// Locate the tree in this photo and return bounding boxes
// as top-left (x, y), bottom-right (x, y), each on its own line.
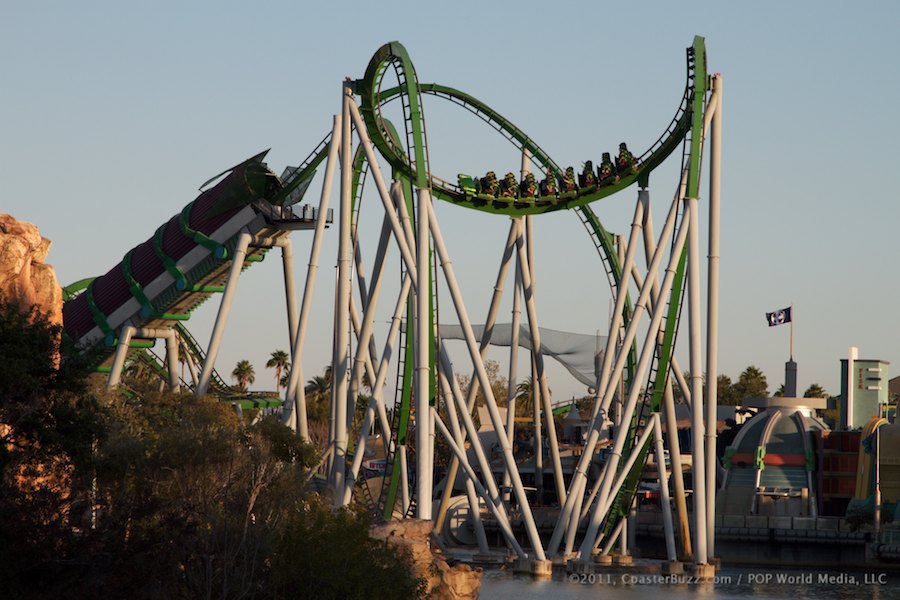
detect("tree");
top-left (804, 383), bottom-right (828, 398)
top-left (266, 350), bottom-right (290, 396)
top-left (514, 377), bottom-right (535, 417)
top-left (231, 359), bottom-right (255, 391)
top-left (733, 365), bottom-right (768, 402)
top-left (717, 374), bottom-right (739, 406)
top-left (774, 384), bottom-right (785, 397)
top-left (455, 359), bottom-right (508, 407)
top-left (0, 296), bottom-right (424, 598)
top-left (304, 366), bottom-right (333, 423)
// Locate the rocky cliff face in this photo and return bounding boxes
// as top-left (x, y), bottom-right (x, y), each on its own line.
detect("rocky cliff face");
top-left (0, 214), bottom-right (62, 325)
top-left (370, 519), bottom-right (482, 599)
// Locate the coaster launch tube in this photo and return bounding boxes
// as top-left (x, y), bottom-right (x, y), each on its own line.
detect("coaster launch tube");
top-left (62, 151), bottom-right (293, 367)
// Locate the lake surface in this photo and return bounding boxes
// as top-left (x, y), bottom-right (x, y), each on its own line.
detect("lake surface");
top-left (479, 566), bottom-right (900, 599)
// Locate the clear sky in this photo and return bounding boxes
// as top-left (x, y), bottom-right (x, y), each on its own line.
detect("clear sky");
top-left (3, 1), bottom-right (899, 401)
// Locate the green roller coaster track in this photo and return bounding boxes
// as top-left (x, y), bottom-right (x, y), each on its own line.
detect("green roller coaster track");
top-left (66, 35), bottom-right (708, 537)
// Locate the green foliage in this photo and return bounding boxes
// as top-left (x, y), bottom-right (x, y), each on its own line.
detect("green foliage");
top-left (455, 359), bottom-right (508, 408)
top-left (232, 359), bottom-right (255, 391)
top-left (270, 500), bottom-right (425, 600)
top-left (0, 297), bottom-right (422, 598)
top-left (804, 383), bottom-right (828, 398)
top-left (733, 365), bottom-right (768, 401)
top-left (0, 294), bottom-right (66, 402)
top-left (266, 350), bottom-right (290, 395)
top-left (716, 374), bottom-right (739, 406)
top-left (304, 366), bottom-right (333, 423)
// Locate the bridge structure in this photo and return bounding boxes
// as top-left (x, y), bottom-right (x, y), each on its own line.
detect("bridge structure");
top-left (61, 36), bottom-right (723, 575)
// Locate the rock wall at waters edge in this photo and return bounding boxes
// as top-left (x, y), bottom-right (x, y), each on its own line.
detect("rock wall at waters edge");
top-left (370, 519), bottom-right (483, 599)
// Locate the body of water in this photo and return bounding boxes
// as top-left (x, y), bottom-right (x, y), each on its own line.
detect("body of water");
top-left (479, 566), bottom-right (900, 599)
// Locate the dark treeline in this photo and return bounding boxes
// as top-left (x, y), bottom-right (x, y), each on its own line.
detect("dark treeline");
top-left (0, 295), bottom-right (424, 600)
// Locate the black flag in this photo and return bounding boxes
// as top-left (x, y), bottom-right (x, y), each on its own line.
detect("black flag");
top-left (765, 307), bottom-right (792, 327)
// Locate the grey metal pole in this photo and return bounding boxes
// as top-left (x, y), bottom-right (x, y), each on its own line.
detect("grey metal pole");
top-left (284, 114), bottom-right (342, 438)
top-left (578, 209), bottom-right (692, 558)
top-left (415, 186), bottom-right (432, 521)
top-left (504, 224), bottom-right (523, 505)
top-left (590, 200), bottom-right (646, 423)
top-left (182, 339), bottom-right (199, 387)
top-left (653, 413), bottom-right (678, 561)
top-left (346, 214), bottom-right (393, 443)
top-left (631, 190), bottom-right (693, 559)
top-left (706, 76), bottom-right (723, 558)
top-left (663, 374), bottom-right (693, 559)
top-left (107, 325), bottom-right (136, 389)
top-left (437, 348), bottom-right (509, 511)
top-left (427, 200), bottom-right (547, 561)
top-left (331, 84), bottom-right (354, 502)
top-left (165, 330), bottom-right (179, 391)
top-left (687, 194), bottom-right (708, 565)
top-left (435, 363), bottom-right (497, 554)
top-left (436, 346), bottom-right (524, 554)
top-left (197, 232), bottom-right (251, 397)
top-left (549, 195), bottom-right (680, 556)
top-left (434, 218), bottom-right (520, 530)
top-left (432, 409), bottom-right (527, 557)
top-left (346, 101), bottom-right (418, 290)
top-left (515, 224), bottom-right (565, 506)
top-left (281, 238), bottom-right (299, 353)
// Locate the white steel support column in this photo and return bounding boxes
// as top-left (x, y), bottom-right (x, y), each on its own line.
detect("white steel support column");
top-left (515, 222), bottom-right (565, 505)
top-left (415, 186), bottom-right (432, 521)
top-left (281, 238), bottom-right (299, 353)
top-left (437, 346), bottom-right (523, 555)
top-left (331, 84), bottom-right (354, 502)
top-left (590, 200), bottom-right (646, 423)
top-left (434, 367), bottom-right (495, 555)
top-left (687, 194), bottom-right (708, 565)
top-left (197, 232), bottom-right (251, 397)
top-left (107, 325), bottom-right (136, 389)
top-left (164, 331), bottom-right (179, 392)
top-left (428, 200), bottom-right (547, 561)
top-left (633, 187), bottom-right (693, 559)
top-left (434, 218), bottom-right (519, 532)
top-left (577, 209), bottom-right (691, 558)
top-left (432, 409), bottom-right (526, 557)
top-left (652, 413), bottom-right (678, 561)
top-left (284, 114), bottom-right (342, 438)
top-left (347, 101), bottom-right (418, 290)
top-left (504, 226), bottom-right (523, 504)
top-left (706, 75), bottom-right (722, 558)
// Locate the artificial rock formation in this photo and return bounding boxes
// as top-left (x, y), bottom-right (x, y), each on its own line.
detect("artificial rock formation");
top-left (0, 214), bottom-right (62, 325)
top-left (370, 519), bottom-right (482, 600)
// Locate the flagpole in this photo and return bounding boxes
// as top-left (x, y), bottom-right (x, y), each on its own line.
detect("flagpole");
top-left (789, 303), bottom-right (794, 360)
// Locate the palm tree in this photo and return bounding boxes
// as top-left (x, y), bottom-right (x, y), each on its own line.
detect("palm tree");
top-left (804, 383), bottom-right (828, 398)
top-left (304, 367), bottom-right (333, 423)
top-left (734, 365), bottom-right (768, 401)
top-left (266, 350), bottom-right (290, 396)
top-left (232, 359), bottom-right (255, 392)
top-left (515, 377), bottom-right (534, 418)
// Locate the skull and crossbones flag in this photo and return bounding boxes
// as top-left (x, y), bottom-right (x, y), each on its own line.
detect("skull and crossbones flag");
top-left (765, 307), bottom-right (792, 327)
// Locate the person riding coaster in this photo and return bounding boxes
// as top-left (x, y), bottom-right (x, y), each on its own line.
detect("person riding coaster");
top-left (539, 171), bottom-right (558, 196)
top-left (616, 142), bottom-right (637, 174)
top-left (499, 172), bottom-right (518, 198)
top-left (480, 171), bottom-right (499, 196)
top-left (520, 172), bottom-right (537, 198)
top-left (579, 161), bottom-right (595, 188)
top-left (598, 152), bottom-right (617, 182)
top-left (560, 166), bottom-right (577, 193)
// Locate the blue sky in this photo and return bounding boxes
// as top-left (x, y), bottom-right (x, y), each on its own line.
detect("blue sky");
top-left (3, 2), bottom-right (899, 400)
